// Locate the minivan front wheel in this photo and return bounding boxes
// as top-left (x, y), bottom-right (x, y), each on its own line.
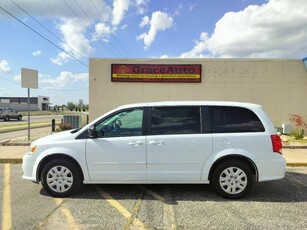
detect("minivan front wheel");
top-left (41, 159), bottom-right (82, 197)
top-left (211, 160), bottom-right (254, 199)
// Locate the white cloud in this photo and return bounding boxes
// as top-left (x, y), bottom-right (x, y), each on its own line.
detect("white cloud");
top-left (139, 16), bottom-right (149, 27)
top-left (180, 33), bottom-right (209, 58)
top-left (174, 4), bottom-right (183, 16)
top-left (14, 74), bottom-right (21, 83)
top-left (51, 19), bottom-right (94, 66)
top-left (137, 11), bottom-right (173, 49)
top-left (40, 71), bottom-right (88, 88)
top-left (181, 0), bottom-right (307, 58)
top-left (50, 52), bottom-right (70, 66)
top-left (0, 60), bottom-right (11, 73)
top-left (120, 24), bottom-right (128, 30)
top-left (189, 4), bottom-right (197, 11)
top-left (112, 0), bottom-right (131, 26)
top-left (92, 22), bottom-right (113, 42)
top-left (134, 0), bottom-right (148, 14)
top-left (32, 50), bottom-right (42, 56)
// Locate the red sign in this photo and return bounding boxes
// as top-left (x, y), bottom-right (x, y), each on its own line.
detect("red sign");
top-left (111, 64), bottom-right (201, 83)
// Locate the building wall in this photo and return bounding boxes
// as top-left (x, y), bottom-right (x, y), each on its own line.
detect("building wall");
top-left (0, 96), bottom-right (49, 111)
top-left (89, 58), bottom-right (307, 127)
top-left (37, 96), bottom-right (50, 111)
top-left (0, 102), bottom-right (38, 111)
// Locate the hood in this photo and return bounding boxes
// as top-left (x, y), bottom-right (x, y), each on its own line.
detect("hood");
top-left (32, 130), bottom-right (78, 146)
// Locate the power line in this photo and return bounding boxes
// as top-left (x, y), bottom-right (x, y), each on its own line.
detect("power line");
top-left (10, 0), bottom-right (88, 61)
top-left (73, 0), bottom-right (95, 25)
top-left (88, 0), bottom-right (128, 57)
top-left (89, 0), bottom-right (104, 20)
top-left (40, 0), bottom-right (58, 17)
top-left (0, 76), bottom-right (19, 85)
top-left (63, 0), bottom-right (81, 19)
top-left (0, 5), bottom-right (88, 68)
top-left (40, 0), bottom-right (121, 58)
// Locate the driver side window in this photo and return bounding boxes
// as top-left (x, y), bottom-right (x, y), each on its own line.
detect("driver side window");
top-left (95, 109), bottom-right (143, 138)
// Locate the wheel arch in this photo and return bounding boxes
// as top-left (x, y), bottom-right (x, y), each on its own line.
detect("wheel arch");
top-left (37, 154), bottom-right (84, 182)
top-left (208, 155), bottom-right (259, 183)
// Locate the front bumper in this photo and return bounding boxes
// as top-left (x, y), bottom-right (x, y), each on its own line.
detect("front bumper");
top-left (22, 152), bottom-right (38, 182)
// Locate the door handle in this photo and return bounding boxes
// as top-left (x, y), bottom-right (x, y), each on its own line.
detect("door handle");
top-left (128, 141), bottom-right (143, 146)
top-left (149, 140), bottom-right (164, 146)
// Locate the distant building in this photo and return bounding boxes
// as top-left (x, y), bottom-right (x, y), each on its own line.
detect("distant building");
top-left (79, 99), bottom-right (84, 107)
top-left (0, 96), bottom-right (50, 111)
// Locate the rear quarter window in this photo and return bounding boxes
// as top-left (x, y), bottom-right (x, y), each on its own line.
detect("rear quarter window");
top-left (209, 106), bottom-right (265, 133)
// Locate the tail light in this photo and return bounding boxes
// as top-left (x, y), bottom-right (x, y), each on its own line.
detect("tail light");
top-left (271, 135), bottom-right (282, 154)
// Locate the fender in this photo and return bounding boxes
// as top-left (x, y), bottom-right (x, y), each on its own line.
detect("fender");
top-left (32, 145), bottom-right (90, 182)
top-left (200, 148), bottom-right (257, 182)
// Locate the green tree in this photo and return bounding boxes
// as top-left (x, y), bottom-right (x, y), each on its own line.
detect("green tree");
top-left (67, 101), bottom-right (76, 111)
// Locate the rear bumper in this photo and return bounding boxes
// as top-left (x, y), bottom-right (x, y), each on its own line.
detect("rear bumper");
top-left (255, 153), bottom-right (286, 182)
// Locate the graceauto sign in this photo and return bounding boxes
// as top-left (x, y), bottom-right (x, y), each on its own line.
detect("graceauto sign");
top-left (111, 64), bottom-right (201, 83)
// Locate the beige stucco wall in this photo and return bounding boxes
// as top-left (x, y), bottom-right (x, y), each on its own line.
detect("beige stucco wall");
top-left (89, 58), bottom-right (307, 127)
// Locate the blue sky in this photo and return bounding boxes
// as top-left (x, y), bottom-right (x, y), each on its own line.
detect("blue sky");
top-left (0, 0), bottom-right (307, 105)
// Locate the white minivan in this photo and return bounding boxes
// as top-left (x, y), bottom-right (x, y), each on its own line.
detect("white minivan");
top-left (22, 101), bottom-right (286, 199)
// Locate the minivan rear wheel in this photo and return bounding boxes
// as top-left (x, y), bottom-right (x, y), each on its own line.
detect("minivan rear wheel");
top-left (211, 160), bottom-right (254, 199)
top-left (41, 159), bottom-right (82, 197)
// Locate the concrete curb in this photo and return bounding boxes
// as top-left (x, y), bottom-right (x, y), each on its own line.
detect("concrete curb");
top-left (0, 159), bottom-right (23, 164)
top-left (0, 139), bottom-right (10, 145)
top-left (1, 141), bottom-right (30, 146)
top-left (283, 145), bottom-right (307, 149)
top-left (286, 163), bottom-right (307, 167)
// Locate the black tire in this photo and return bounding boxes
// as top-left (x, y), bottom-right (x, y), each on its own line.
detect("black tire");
top-left (4, 116), bottom-right (10, 121)
top-left (18, 115), bottom-right (22, 121)
top-left (211, 160), bottom-right (254, 199)
top-left (40, 159), bottom-right (82, 197)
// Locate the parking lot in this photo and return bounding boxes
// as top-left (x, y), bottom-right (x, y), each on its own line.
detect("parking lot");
top-left (1, 164), bottom-right (307, 230)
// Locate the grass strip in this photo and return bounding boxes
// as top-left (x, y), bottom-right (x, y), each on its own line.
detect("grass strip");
top-left (0, 120), bottom-right (61, 133)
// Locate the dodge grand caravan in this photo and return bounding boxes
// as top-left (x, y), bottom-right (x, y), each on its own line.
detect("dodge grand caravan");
top-left (22, 101), bottom-right (286, 199)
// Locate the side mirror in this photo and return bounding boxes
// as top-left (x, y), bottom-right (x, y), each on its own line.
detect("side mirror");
top-left (116, 120), bottom-right (122, 126)
top-left (88, 125), bottom-right (98, 138)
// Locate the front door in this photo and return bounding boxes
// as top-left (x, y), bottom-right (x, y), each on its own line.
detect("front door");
top-left (86, 108), bottom-right (146, 181)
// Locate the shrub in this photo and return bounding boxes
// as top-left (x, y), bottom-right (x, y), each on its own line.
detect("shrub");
top-left (289, 114), bottom-right (307, 140)
top-left (56, 123), bottom-right (73, 132)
